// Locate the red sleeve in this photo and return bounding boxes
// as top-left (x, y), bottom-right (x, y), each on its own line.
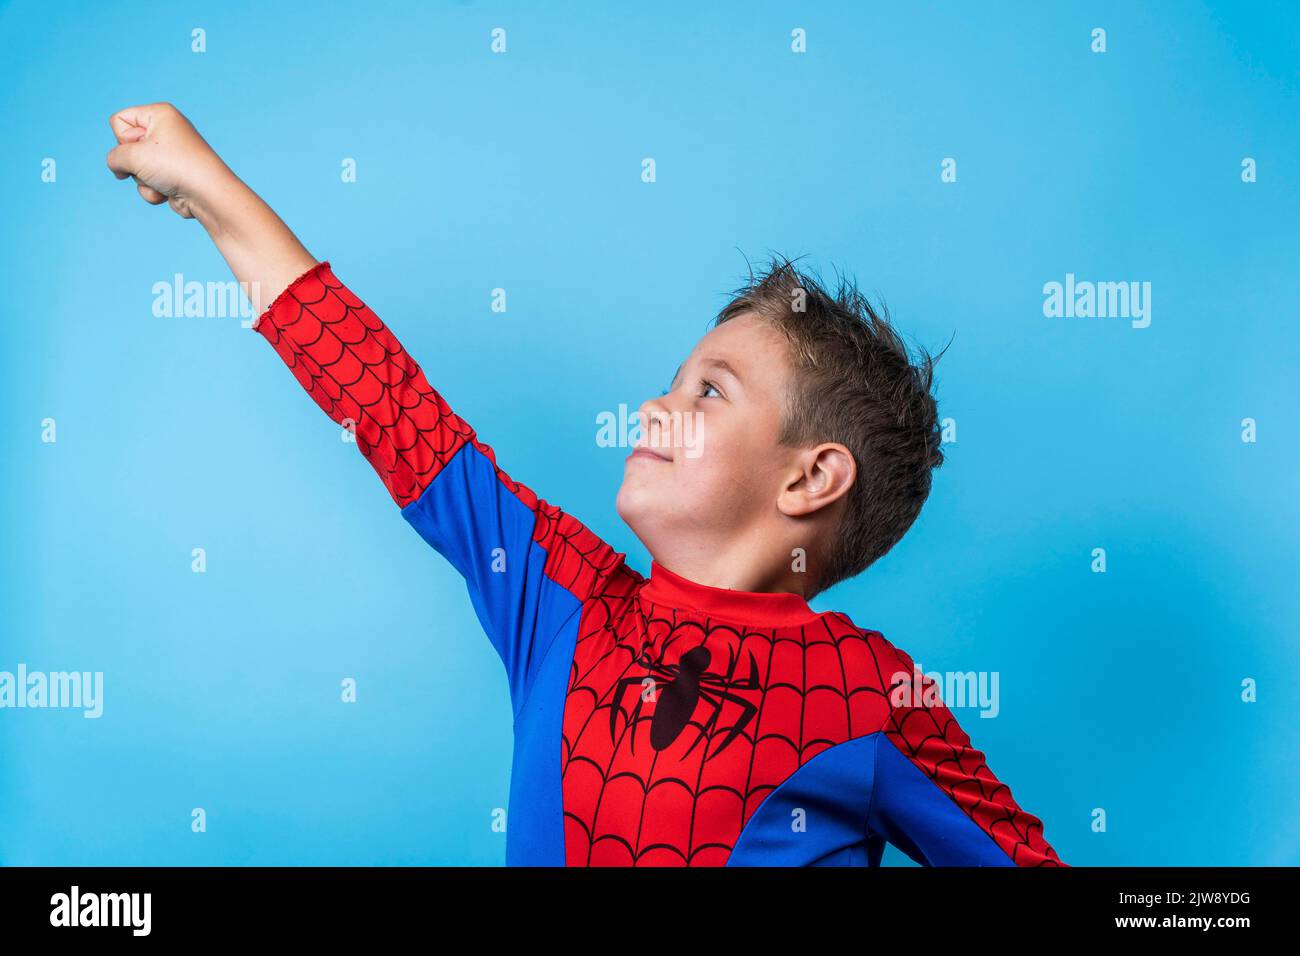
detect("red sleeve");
top-left (252, 260), bottom-right (463, 507)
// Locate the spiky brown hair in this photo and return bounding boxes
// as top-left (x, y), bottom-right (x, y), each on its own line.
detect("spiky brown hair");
top-left (714, 254), bottom-right (949, 596)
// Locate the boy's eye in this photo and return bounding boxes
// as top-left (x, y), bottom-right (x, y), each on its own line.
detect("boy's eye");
top-left (660, 378), bottom-right (722, 398)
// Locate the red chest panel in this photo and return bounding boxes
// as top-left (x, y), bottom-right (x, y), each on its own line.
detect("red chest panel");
top-left (560, 577), bottom-right (894, 866)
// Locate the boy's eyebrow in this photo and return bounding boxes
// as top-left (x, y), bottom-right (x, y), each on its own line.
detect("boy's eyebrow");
top-left (701, 357), bottom-right (743, 384)
top-left (667, 357), bottom-right (742, 391)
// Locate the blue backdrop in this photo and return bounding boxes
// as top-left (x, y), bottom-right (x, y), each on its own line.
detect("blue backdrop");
top-left (1, 0), bottom-right (1296, 866)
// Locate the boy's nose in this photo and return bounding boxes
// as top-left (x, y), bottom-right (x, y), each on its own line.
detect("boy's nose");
top-left (636, 397), bottom-right (674, 449)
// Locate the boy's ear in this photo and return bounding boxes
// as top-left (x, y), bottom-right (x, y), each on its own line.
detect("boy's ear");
top-left (776, 443), bottom-right (856, 518)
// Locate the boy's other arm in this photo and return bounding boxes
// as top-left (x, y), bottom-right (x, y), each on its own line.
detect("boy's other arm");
top-left (867, 647), bottom-right (1068, 867)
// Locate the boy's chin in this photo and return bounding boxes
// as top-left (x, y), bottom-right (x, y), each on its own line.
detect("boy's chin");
top-left (615, 482), bottom-right (657, 540)
top-left (614, 481), bottom-right (641, 526)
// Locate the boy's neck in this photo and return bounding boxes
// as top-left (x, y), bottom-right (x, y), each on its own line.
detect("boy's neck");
top-left (649, 535), bottom-right (811, 599)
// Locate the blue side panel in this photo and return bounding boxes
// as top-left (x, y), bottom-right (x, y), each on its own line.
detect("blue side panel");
top-left (729, 733), bottom-right (1017, 866)
top-left (506, 599), bottom-right (580, 865)
top-left (868, 733), bottom-right (1016, 867)
top-left (400, 443), bottom-right (582, 865)
top-left (728, 735), bottom-right (877, 866)
top-left (400, 444), bottom-right (579, 717)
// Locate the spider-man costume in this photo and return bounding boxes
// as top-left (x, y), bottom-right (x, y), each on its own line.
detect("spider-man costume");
top-left (253, 260), bottom-right (1067, 868)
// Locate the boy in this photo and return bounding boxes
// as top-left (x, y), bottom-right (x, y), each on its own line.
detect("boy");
top-left (106, 102), bottom-right (1066, 867)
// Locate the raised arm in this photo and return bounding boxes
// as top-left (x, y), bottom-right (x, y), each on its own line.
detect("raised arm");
top-left (106, 103), bottom-right (630, 711)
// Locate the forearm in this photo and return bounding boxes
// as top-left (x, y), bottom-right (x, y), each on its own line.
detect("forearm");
top-left (190, 170), bottom-right (318, 314)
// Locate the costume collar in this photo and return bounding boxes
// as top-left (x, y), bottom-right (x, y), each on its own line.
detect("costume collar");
top-left (640, 561), bottom-right (821, 627)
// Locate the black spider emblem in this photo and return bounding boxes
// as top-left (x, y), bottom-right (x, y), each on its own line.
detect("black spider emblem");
top-left (609, 642), bottom-right (761, 760)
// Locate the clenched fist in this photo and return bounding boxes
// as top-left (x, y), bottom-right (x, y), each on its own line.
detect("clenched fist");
top-left (106, 102), bottom-right (234, 220)
top-left (106, 101), bottom-right (318, 313)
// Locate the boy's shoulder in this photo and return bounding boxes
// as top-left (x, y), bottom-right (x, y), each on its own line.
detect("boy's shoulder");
top-left (819, 608), bottom-right (919, 688)
top-left (756, 606), bottom-right (924, 731)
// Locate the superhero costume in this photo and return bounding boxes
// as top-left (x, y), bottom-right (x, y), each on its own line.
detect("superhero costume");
top-left (253, 260), bottom-right (1067, 867)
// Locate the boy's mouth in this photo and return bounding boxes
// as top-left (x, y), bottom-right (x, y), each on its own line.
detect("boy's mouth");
top-left (627, 446), bottom-right (672, 464)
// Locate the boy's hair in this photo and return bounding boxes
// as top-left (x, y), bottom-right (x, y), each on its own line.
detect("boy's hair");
top-left (713, 254), bottom-right (948, 598)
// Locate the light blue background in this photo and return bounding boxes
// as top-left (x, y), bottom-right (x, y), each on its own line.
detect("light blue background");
top-left (1, 0), bottom-right (1296, 866)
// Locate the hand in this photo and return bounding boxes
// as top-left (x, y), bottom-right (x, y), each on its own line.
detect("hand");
top-left (106, 102), bottom-right (234, 220)
top-left (106, 101), bottom-right (317, 313)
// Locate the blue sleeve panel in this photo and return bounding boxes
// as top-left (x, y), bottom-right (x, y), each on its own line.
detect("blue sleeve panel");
top-left (400, 442), bottom-right (580, 718)
top-left (728, 733), bottom-right (1017, 867)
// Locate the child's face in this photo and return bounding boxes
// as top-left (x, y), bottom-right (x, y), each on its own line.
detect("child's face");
top-left (616, 313), bottom-right (799, 559)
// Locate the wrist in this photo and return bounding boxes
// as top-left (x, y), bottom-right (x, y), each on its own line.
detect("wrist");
top-left (188, 163), bottom-right (256, 238)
